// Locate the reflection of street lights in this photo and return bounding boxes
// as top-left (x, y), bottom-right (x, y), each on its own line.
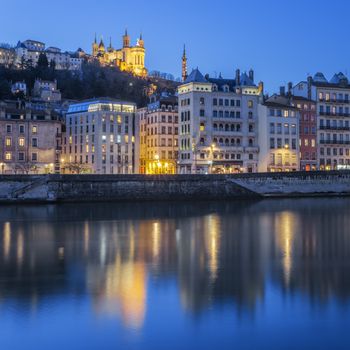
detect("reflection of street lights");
top-left (209, 143), bottom-right (216, 174)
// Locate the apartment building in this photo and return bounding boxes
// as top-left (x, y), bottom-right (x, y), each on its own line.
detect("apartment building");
top-left (62, 99), bottom-right (136, 174)
top-left (178, 68), bottom-right (263, 174)
top-left (137, 94), bottom-right (178, 174)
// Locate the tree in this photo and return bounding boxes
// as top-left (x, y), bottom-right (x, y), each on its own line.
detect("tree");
top-left (63, 162), bottom-right (90, 174)
top-left (37, 53), bottom-right (49, 68)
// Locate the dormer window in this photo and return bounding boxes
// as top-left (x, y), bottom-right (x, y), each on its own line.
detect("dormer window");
top-left (212, 84), bottom-right (218, 92)
top-left (223, 85), bottom-right (229, 93)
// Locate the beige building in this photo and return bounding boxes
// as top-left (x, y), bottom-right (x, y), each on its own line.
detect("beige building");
top-left (0, 46), bottom-right (15, 68)
top-left (0, 100), bottom-right (62, 174)
top-left (258, 93), bottom-right (300, 172)
top-left (137, 94), bottom-right (179, 174)
top-left (92, 30), bottom-right (147, 77)
top-left (62, 99), bottom-right (136, 174)
top-left (32, 79), bottom-right (62, 102)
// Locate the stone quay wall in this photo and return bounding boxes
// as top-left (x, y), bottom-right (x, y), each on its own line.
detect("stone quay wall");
top-left (1, 171), bottom-right (350, 203)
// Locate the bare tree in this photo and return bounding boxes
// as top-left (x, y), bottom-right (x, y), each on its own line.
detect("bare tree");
top-left (63, 162), bottom-right (90, 174)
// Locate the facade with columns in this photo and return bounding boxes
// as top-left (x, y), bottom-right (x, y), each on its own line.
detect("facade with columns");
top-left (92, 30), bottom-right (147, 77)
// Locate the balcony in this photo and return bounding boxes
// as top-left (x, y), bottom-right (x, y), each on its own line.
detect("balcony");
top-left (319, 125), bottom-right (350, 131)
top-left (319, 111), bottom-right (350, 117)
top-left (320, 140), bottom-right (350, 145)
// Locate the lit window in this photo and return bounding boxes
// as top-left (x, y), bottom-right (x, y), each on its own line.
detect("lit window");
top-left (5, 152), bottom-right (11, 160)
top-left (5, 137), bottom-right (11, 147)
top-left (110, 134), bottom-right (114, 143)
top-left (200, 123), bottom-right (205, 131)
top-left (32, 125), bottom-right (37, 134)
top-left (19, 137), bottom-right (25, 147)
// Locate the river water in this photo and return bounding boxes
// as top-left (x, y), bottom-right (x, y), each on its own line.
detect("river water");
top-left (0, 198), bottom-right (350, 349)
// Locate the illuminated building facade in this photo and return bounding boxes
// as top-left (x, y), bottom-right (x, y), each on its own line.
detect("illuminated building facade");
top-left (137, 94), bottom-right (179, 174)
top-left (258, 91), bottom-right (300, 172)
top-left (0, 100), bottom-right (62, 174)
top-left (62, 99), bottom-right (136, 174)
top-left (293, 73), bottom-right (350, 170)
top-left (178, 68), bottom-right (263, 174)
top-left (92, 30), bottom-right (147, 78)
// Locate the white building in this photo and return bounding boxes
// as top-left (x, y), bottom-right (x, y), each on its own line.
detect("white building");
top-left (15, 40), bottom-right (83, 71)
top-left (293, 72), bottom-right (350, 170)
top-left (258, 92), bottom-right (300, 172)
top-left (62, 99), bottom-right (136, 174)
top-left (178, 68), bottom-right (263, 174)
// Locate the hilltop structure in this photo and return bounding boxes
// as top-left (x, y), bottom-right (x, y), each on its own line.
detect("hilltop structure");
top-left (92, 30), bottom-right (147, 78)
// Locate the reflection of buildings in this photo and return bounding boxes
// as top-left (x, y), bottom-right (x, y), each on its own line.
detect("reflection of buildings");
top-left (2, 199), bottom-right (350, 324)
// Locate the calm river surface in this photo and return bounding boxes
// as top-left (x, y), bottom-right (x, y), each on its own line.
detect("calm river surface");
top-left (1, 198), bottom-right (350, 349)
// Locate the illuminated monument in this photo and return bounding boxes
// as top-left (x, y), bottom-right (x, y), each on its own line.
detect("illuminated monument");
top-left (92, 30), bottom-right (147, 77)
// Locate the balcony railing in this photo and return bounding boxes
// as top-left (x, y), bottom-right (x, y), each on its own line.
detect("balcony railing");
top-left (319, 125), bottom-right (350, 130)
top-left (320, 140), bottom-right (350, 145)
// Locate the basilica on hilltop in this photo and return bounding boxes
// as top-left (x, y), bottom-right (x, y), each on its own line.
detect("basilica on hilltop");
top-left (92, 30), bottom-right (147, 77)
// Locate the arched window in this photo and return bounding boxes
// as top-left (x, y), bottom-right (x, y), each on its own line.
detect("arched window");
top-left (225, 138), bottom-right (229, 145)
top-left (236, 138), bottom-right (241, 145)
top-left (225, 124), bottom-right (229, 131)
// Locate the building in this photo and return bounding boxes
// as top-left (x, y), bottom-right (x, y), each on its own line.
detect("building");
top-left (92, 30), bottom-right (147, 77)
top-left (258, 91), bottom-right (300, 172)
top-left (0, 46), bottom-right (15, 67)
top-left (137, 94), bottom-right (179, 174)
top-left (0, 100), bottom-right (62, 174)
top-left (290, 94), bottom-right (317, 171)
top-left (15, 39), bottom-right (83, 71)
top-left (62, 99), bottom-right (136, 174)
top-left (11, 81), bottom-right (27, 96)
top-left (178, 68), bottom-right (263, 174)
top-left (32, 79), bottom-right (61, 102)
top-left (293, 72), bottom-right (350, 170)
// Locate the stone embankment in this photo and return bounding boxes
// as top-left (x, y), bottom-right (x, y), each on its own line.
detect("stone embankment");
top-left (1, 171), bottom-right (350, 203)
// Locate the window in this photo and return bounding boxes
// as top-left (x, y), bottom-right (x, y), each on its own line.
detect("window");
top-left (19, 125), bottom-right (25, 134)
top-left (200, 97), bottom-right (205, 105)
top-left (5, 152), bottom-right (12, 161)
top-left (32, 125), bottom-right (37, 134)
top-left (200, 123), bottom-right (205, 132)
top-left (18, 137), bottom-right (25, 147)
top-left (5, 137), bottom-right (11, 147)
top-left (248, 100), bottom-right (253, 108)
top-left (213, 98), bottom-right (217, 106)
top-left (32, 138), bottom-right (38, 147)
top-left (6, 125), bottom-right (12, 133)
top-left (18, 152), bottom-right (24, 161)
top-left (200, 109), bottom-right (205, 117)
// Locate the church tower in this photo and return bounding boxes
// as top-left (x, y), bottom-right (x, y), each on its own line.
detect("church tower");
top-left (182, 45), bottom-right (188, 82)
top-left (92, 33), bottom-right (98, 56)
top-left (138, 33), bottom-right (144, 48)
top-left (98, 37), bottom-right (105, 53)
top-left (123, 29), bottom-right (130, 48)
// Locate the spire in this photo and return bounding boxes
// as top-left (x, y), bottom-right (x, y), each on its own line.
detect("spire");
top-left (125, 28), bottom-right (128, 36)
top-left (182, 44), bottom-right (188, 82)
top-left (109, 36), bottom-right (112, 48)
top-left (140, 32), bottom-right (143, 40)
top-left (94, 33), bottom-right (97, 44)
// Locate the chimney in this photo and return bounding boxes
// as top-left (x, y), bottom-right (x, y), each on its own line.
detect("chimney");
top-left (249, 69), bottom-right (254, 83)
top-left (235, 69), bottom-right (240, 85)
top-left (280, 86), bottom-right (285, 96)
top-left (288, 82), bottom-right (293, 96)
top-left (307, 76), bottom-right (312, 100)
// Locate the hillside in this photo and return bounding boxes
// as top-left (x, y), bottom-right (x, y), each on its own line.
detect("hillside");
top-left (0, 61), bottom-right (180, 107)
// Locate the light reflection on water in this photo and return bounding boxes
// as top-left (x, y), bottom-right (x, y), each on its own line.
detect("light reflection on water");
top-left (0, 198), bottom-right (350, 349)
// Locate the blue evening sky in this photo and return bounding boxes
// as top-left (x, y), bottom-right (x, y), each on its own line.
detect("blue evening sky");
top-left (2, 0), bottom-right (349, 93)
